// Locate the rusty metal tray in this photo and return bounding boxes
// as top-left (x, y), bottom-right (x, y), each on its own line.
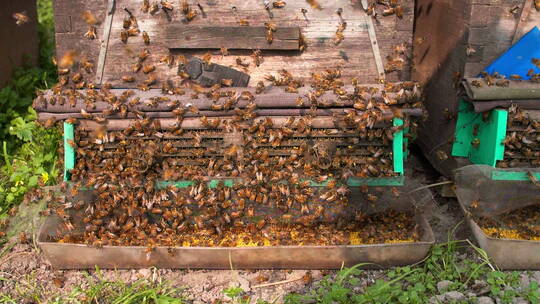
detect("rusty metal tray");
top-left (455, 196), bottom-right (540, 270)
top-left (38, 214), bottom-right (434, 270)
top-left (464, 215), bottom-right (540, 270)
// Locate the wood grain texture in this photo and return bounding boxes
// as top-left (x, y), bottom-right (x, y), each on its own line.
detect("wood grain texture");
top-left (164, 25), bottom-right (300, 50)
top-left (53, 0), bottom-right (414, 88)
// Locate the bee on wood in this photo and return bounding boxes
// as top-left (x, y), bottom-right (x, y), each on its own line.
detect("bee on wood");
top-left (142, 31), bottom-right (150, 45)
top-left (13, 11), bottom-right (30, 26)
top-left (81, 58), bottom-right (94, 73)
top-left (306, 0), bottom-right (321, 10)
top-left (273, 1), bottom-right (286, 8)
top-left (255, 81), bottom-right (265, 94)
top-left (334, 22), bottom-right (346, 45)
top-left (142, 0), bottom-right (150, 13)
top-left (238, 19), bottom-right (250, 26)
top-left (496, 79), bottom-right (510, 87)
top-left (202, 52), bottom-right (212, 64)
top-left (85, 26), bottom-right (97, 40)
top-left (132, 62), bottom-right (143, 73)
top-left (220, 47), bottom-right (229, 57)
top-left (120, 29), bottom-right (129, 43)
top-left (72, 73), bottom-right (83, 83)
top-left (58, 68), bottom-right (70, 75)
top-left (138, 49), bottom-right (150, 63)
top-left (299, 32), bottom-right (307, 52)
top-left (471, 79), bottom-right (482, 88)
top-left (161, 0), bottom-right (174, 11)
top-left (221, 79), bottom-right (233, 86)
top-left (251, 49), bottom-right (264, 67)
top-left (143, 64), bottom-right (156, 74)
top-left (122, 75), bottom-right (135, 82)
top-left (236, 57), bottom-right (250, 68)
top-left (535, 0), bottom-right (540, 11)
top-left (265, 22), bottom-right (277, 44)
top-left (181, 0), bottom-right (198, 21)
top-left (127, 28), bottom-right (140, 36)
top-left (149, 2), bottom-right (160, 14)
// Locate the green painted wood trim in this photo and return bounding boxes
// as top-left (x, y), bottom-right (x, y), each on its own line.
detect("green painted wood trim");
top-left (469, 109), bottom-right (507, 166)
top-left (63, 123), bottom-right (75, 182)
top-left (452, 100), bottom-right (478, 157)
top-left (452, 99), bottom-right (508, 166)
top-left (392, 118), bottom-right (404, 175)
top-left (491, 171), bottom-right (540, 181)
top-left (155, 176), bottom-right (406, 188)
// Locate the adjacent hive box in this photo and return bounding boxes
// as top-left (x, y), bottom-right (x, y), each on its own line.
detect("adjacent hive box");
top-left (413, 0), bottom-right (540, 176)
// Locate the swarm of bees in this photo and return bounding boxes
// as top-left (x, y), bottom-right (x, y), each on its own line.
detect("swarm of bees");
top-left (498, 105), bottom-right (540, 169)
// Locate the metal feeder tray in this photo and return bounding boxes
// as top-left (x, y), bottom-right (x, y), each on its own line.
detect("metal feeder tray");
top-left (38, 213), bottom-right (434, 270)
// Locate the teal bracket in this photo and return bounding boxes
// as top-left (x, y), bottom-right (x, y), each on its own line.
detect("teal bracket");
top-left (63, 123), bottom-right (75, 181)
top-left (452, 100), bottom-right (508, 167)
top-left (392, 118), bottom-right (405, 176)
top-left (491, 170), bottom-right (540, 181)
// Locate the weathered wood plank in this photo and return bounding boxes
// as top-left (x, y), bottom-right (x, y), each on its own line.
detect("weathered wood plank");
top-left (164, 25), bottom-right (300, 50)
top-left (53, 0), bottom-right (414, 88)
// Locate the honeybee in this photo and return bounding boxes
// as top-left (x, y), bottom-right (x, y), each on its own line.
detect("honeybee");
top-left (120, 29), bottom-right (128, 43)
top-left (82, 11), bottom-right (97, 25)
top-left (72, 73), bottom-right (83, 83)
top-left (220, 47), bottom-right (229, 57)
top-left (221, 79), bottom-right (233, 86)
top-left (142, 31), bottom-right (150, 45)
top-left (236, 57), bottom-right (250, 68)
top-left (251, 49), bottom-right (263, 66)
top-left (142, 0), bottom-right (150, 13)
top-left (13, 11), bottom-right (30, 26)
top-left (161, 0), bottom-right (174, 11)
top-left (85, 26), bottom-right (97, 40)
top-left (143, 64), bottom-right (156, 74)
top-left (122, 75), bottom-right (135, 82)
top-left (256, 81), bottom-right (265, 94)
top-left (265, 22), bottom-right (277, 44)
top-left (81, 58), bottom-right (94, 73)
top-left (535, 0), bottom-right (540, 11)
top-left (238, 19), bottom-right (250, 26)
top-left (273, 1), bottom-right (286, 8)
top-left (471, 79), bottom-right (483, 88)
top-left (306, 0), bottom-right (321, 10)
top-left (59, 51), bottom-right (78, 68)
top-left (334, 22), bottom-right (346, 45)
top-left (510, 74), bottom-right (522, 81)
top-left (533, 58), bottom-right (540, 69)
top-left (132, 62), bottom-right (143, 73)
top-left (127, 28), bottom-right (140, 36)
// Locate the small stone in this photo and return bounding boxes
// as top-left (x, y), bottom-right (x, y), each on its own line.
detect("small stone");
top-left (237, 277), bottom-right (251, 292)
top-left (193, 300), bottom-right (204, 304)
top-left (444, 291), bottom-right (465, 302)
top-left (477, 296), bottom-right (495, 304)
top-left (138, 268), bottom-right (151, 278)
top-left (532, 271), bottom-right (540, 284)
top-left (437, 280), bottom-right (453, 293)
top-left (513, 297), bottom-right (528, 304)
top-left (520, 274), bottom-right (530, 288)
top-left (429, 295), bottom-right (445, 304)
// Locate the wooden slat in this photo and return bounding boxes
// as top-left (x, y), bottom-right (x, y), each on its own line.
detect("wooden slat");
top-left (164, 25), bottom-right (300, 50)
